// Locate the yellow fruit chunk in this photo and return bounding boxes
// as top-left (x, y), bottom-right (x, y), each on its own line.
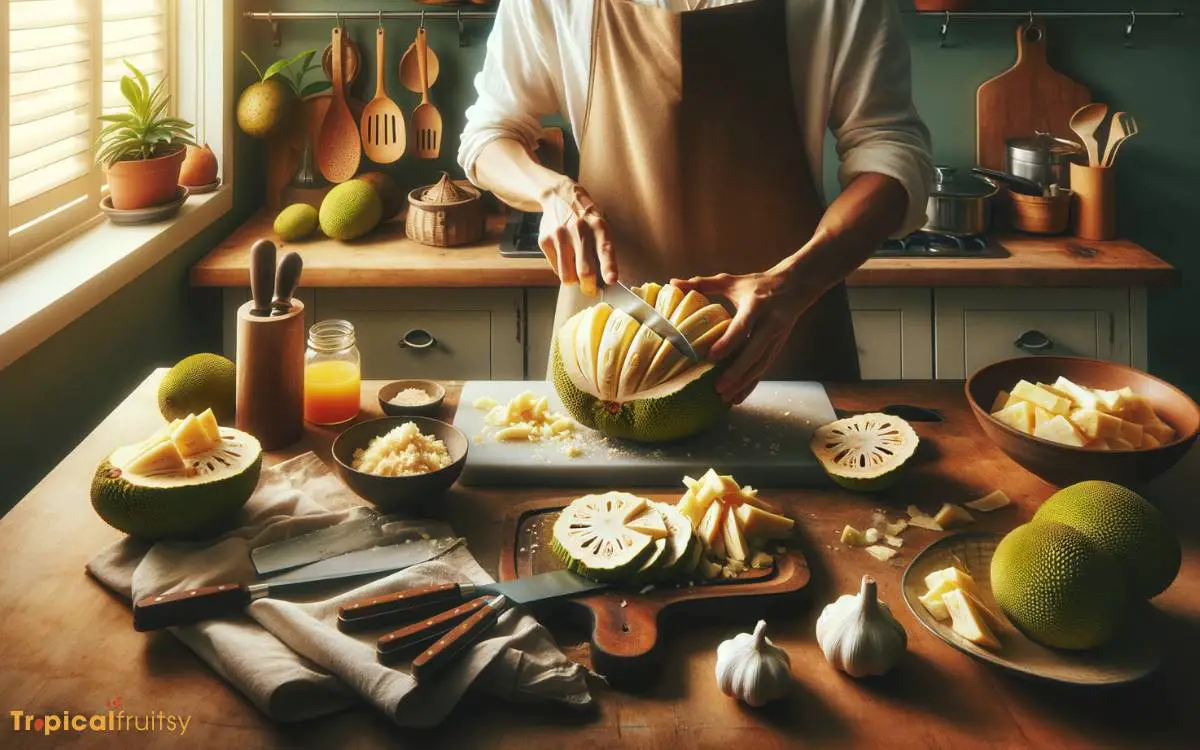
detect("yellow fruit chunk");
top-left (653, 284), bottom-right (684, 320)
top-left (1118, 393), bottom-right (1157, 424)
top-left (734, 503), bottom-right (794, 542)
top-left (171, 413), bottom-right (219, 457)
top-left (992, 400), bottom-right (1035, 434)
top-left (1143, 417), bottom-right (1176, 444)
top-left (722, 509), bottom-right (749, 562)
top-left (697, 499), bottom-right (727, 551)
top-left (1091, 388), bottom-right (1131, 414)
top-left (668, 290), bottom-right (708, 327)
top-left (1011, 380), bottom-right (1072, 415)
top-left (626, 507), bottom-right (669, 539)
top-left (677, 487), bottom-right (717, 529)
top-left (124, 438), bottom-right (187, 475)
top-left (942, 589), bottom-right (1001, 650)
top-left (1037, 381), bottom-right (1075, 404)
top-left (196, 408), bottom-right (221, 443)
top-left (1033, 405), bottom-right (1056, 431)
top-left (1140, 432), bottom-right (1162, 449)
top-left (933, 503), bottom-right (974, 529)
top-left (1053, 377), bottom-right (1100, 411)
top-left (965, 489), bottom-right (1012, 512)
top-left (1067, 408), bottom-right (1125, 441)
top-left (1117, 417), bottom-right (1144, 447)
top-left (840, 525), bottom-right (869, 546)
top-left (919, 588), bottom-right (950, 621)
top-left (990, 389), bottom-right (1011, 413)
top-left (1034, 415), bottom-right (1086, 447)
top-left (924, 567), bottom-right (980, 598)
top-left (573, 303), bottom-right (613, 393)
top-left (594, 309), bottom-right (641, 400)
top-left (865, 545), bottom-right (898, 562)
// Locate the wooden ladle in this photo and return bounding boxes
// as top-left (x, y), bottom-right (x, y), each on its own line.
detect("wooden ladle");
top-left (316, 26), bottom-right (362, 182)
top-left (399, 26), bottom-right (440, 93)
top-left (360, 25), bottom-right (406, 164)
top-left (1070, 103), bottom-right (1108, 167)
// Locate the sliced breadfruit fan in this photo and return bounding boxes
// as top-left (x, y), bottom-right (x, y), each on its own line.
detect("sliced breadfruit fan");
top-left (550, 282), bottom-right (732, 443)
top-left (810, 413), bottom-right (919, 492)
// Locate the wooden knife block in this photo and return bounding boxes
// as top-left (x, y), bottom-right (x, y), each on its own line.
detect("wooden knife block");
top-left (235, 299), bottom-right (305, 451)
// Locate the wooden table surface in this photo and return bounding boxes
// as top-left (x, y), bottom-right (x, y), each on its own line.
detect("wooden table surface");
top-left (4, 372), bottom-right (1198, 749)
top-left (190, 209), bottom-right (1178, 289)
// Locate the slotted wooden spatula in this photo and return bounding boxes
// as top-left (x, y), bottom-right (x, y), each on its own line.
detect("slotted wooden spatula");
top-left (410, 27), bottom-right (442, 160)
top-left (316, 25), bottom-right (361, 182)
top-left (361, 25), bottom-right (405, 164)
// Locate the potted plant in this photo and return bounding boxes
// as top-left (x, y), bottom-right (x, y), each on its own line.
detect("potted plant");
top-left (96, 62), bottom-right (196, 211)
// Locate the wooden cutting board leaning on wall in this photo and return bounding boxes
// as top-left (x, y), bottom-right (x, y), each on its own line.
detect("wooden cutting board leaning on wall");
top-left (976, 23), bottom-right (1091, 171)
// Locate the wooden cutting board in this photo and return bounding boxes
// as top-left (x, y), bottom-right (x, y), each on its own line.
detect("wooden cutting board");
top-left (976, 24), bottom-right (1091, 171)
top-left (498, 497), bottom-right (812, 685)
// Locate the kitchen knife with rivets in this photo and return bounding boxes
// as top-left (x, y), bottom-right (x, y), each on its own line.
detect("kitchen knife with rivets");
top-left (132, 537), bottom-right (462, 631)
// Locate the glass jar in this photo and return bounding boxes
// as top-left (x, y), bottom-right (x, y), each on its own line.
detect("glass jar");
top-left (304, 319), bottom-right (361, 425)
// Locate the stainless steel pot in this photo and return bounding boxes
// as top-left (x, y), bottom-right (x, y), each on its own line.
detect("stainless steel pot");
top-left (923, 166), bottom-right (999, 236)
top-left (1006, 133), bottom-right (1084, 191)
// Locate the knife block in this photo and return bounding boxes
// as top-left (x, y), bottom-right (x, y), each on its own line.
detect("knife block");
top-left (236, 299), bottom-right (305, 450)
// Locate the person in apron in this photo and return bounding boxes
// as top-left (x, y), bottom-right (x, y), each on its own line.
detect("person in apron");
top-left (462, 0), bottom-right (932, 404)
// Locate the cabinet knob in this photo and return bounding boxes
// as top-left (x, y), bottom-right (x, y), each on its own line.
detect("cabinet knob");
top-left (399, 329), bottom-right (437, 350)
top-left (1014, 330), bottom-right (1054, 352)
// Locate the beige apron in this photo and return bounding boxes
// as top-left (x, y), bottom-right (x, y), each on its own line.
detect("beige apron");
top-left (551, 0), bottom-right (860, 381)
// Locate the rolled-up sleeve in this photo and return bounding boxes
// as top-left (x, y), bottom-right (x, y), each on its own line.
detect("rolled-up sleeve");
top-left (828, 0), bottom-right (934, 236)
top-left (457, 0), bottom-right (562, 185)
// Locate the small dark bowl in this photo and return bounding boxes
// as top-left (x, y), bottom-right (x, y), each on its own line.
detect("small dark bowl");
top-left (378, 380), bottom-right (446, 418)
top-left (966, 356), bottom-right (1200, 488)
top-left (332, 416), bottom-right (468, 514)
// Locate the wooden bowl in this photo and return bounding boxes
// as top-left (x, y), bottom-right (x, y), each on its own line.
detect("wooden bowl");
top-left (331, 416), bottom-right (468, 514)
top-left (966, 356), bottom-right (1199, 488)
top-left (378, 380), bottom-right (446, 419)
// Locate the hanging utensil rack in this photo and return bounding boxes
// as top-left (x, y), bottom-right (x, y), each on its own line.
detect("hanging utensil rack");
top-left (245, 10), bottom-right (498, 47)
top-left (905, 9), bottom-right (1184, 48)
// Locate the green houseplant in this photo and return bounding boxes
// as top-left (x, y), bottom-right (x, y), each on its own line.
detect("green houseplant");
top-left (96, 62), bottom-right (196, 210)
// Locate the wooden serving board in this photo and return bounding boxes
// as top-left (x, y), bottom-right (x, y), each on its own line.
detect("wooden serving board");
top-left (976, 24), bottom-right (1091, 171)
top-left (497, 497), bottom-right (812, 685)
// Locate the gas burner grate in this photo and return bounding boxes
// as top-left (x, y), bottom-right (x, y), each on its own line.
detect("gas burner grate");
top-left (875, 231), bottom-right (1009, 258)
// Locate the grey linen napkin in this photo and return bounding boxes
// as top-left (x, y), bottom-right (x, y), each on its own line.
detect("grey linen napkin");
top-left (86, 452), bottom-right (591, 726)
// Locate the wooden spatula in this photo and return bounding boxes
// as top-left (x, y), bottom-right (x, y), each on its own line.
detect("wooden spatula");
top-left (360, 26), bottom-right (405, 164)
top-left (410, 27), bottom-right (442, 160)
top-left (1070, 103), bottom-right (1108, 167)
top-left (316, 26), bottom-right (362, 182)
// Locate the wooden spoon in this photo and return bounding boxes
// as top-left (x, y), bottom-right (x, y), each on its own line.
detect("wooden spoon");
top-left (316, 26), bottom-right (362, 183)
top-left (410, 27), bottom-right (443, 160)
top-left (399, 30), bottom-right (440, 94)
top-left (1070, 103), bottom-right (1108, 167)
top-left (321, 37), bottom-right (361, 87)
top-left (360, 26), bottom-right (406, 164)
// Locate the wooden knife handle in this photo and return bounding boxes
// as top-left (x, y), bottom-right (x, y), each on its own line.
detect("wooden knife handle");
top-left (412, 597), bottom-right (505, 681)
top-left (376, 596), bottom-right (493, 664)
top-left (249, 239), bottom-right (276, 315)
top-left (133, 583), bottom-right (252, 632)
top-left (337, 582), bottom-right (463, 632)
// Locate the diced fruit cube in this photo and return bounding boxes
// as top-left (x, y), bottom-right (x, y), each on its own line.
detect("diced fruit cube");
top-left (722, 509), bottom-right (749, 562)
top-left (1140, 432), bottom-right (1162, 449)
top-left (1066, 408), bottom-right (1125, 441)
top-left (1118, 394), bottom-right (1157, 424)
top-left (125, 438), bottom-right (186, 475)
top-left (171, 413), bottom-right (219, 457)
top-left (1091, 388), bottom-right (1130, 414)
top-left (734, 503), bottom-right (794, 542)
top-left (865, 545), bottom-right (897, 562)
top-left (942, 589), bottom-right (1001, 650)
top-left (919, 589), bottom-right (950, 621)
top-left (1033, 415), bottom-right (1086, 447)
top-left (933, 503), bottom-right (974, 529)
top-left (1108, 437), bottom-right (1137, 450)
top-left (196, 408), bottom-right (221, 443)
top-left (965, 489), bottom-right (1012, 512)
top-left (840, 524), bottom-right (869, 546)
top-left (1117, 417), bottom-right (1144, 447)
top-left (677, 487), bottom-right (716, 529)
top-left (1143, 417), bottom-right (1176, 444)
top-left (924, 567), bottom-right (979, 598)
top-left (908, 515), bottom-right (943, 531)
top-left (992, 400), bottom-right (1035, 434)
top-left (1053, 377), bottom-right (1100, 410)
top-left (1037, 382), bottom-right (1075, 404)
top-left (990, 390), bottom-right (1011, 413)
top-left (1033, 406), bottom-right (1056, 431)
top-left (697, 499), bottom-right (726, 550)
top-left (1011, 380), bottom-right (1072, 415)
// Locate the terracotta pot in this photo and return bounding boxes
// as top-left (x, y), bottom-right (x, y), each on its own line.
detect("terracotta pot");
top-left (104, 147), bottom-right (186, 210)
top-left (913, 0), bottom-right (971, 10)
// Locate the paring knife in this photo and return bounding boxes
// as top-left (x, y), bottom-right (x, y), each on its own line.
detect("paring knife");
top-left (248, 239), bottom-right (276, 317)
top-left (337, 569), bottom-right (606, 634)
top-left (601, 280), bottom-right (699, 363)
top-left (270, 251), bottom-right (303, 316)
top-left (132, 537), bottom-right (462, 632)
top-left (250, 508), bottom-right (418, 576)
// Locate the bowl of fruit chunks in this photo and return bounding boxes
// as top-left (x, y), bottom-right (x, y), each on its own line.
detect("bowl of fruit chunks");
top-left (966, 356), bottom-right (1199, 487)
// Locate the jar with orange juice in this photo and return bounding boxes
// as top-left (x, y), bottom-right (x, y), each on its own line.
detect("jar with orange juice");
top-left (304, 320), bottom-right (361, 425)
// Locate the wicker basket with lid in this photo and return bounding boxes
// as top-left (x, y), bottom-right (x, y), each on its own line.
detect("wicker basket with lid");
top-left (406, 172), bottom-right (485, 247)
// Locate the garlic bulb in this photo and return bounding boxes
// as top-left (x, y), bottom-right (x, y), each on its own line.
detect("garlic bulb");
top-left (715, 620), bottom-right (792, 707)
top-left (815, 575), bottom-right (907, 677)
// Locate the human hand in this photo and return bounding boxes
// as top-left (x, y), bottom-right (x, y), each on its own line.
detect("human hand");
top-left (538, 179), bottom-right (617, 296)
top-left (672, 268), bottom-right (824, 405)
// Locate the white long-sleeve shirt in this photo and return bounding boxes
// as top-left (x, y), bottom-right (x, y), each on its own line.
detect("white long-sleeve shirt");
top-left (458, 0), bottom-right (934, 236)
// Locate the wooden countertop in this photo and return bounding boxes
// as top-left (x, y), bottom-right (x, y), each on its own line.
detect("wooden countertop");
top-left (5, 371), bottom-right (1199, 748)
top-left (191, 209), bottom-right (1179, 289)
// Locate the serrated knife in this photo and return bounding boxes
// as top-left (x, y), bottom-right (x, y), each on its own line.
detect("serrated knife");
top-left (601, 280), bottom-right (699, 363)
top-left (132, 537), bottom-right (462, 631)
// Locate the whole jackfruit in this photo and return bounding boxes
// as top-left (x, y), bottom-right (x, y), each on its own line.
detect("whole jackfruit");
top-left (158, 353), bottom-right (236, 424)
top-left (319, 179), bottom-right (383, 241)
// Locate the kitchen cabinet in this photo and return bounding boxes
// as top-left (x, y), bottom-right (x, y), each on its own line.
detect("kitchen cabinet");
top-left (847, 288), bottom-right (933, 380)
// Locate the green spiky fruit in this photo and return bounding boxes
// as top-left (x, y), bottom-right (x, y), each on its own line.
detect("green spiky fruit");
top-left (319, 179), bottom-right (383, 241)
top-left (1034, 480), bottom-right (1180, 598)
top-left (158, 353), bottom-right (236, 424)
top-left (991, 521), bottom-right (1128, 650)
top-left (273, 203), bottom-right (319, 241)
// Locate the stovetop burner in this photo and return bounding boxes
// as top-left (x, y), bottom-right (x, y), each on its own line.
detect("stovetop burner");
top-left (501, 213), bottom-right (1010, 260)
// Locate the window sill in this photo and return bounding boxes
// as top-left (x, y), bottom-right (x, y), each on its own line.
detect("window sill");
top-left (0, 187), bottom-right (233, 371)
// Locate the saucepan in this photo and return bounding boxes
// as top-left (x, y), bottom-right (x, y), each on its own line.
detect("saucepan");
top-left (924, 166), bottom-right (1043, 236)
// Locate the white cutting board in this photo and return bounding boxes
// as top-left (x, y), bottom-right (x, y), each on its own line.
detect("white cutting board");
top-left (453, 381), bottom-right (837, 488)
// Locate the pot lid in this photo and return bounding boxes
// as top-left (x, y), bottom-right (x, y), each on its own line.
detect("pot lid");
top-left (1006, 133), bottom-right (1084, 163)
top-left (931, 166), bottom-right (997, 198)
top-left (420, 172), bottom-right (474, 204)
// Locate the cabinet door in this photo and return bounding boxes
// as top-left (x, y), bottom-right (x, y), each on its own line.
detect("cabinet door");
top-left (848, 288), bottom-right (933, 380)
top-left (316, 289), bottom-right (524, 380)
top-left (935, 288), bottom-right (1131, 379)
top-left (525, 288), bottom-right (558, 380)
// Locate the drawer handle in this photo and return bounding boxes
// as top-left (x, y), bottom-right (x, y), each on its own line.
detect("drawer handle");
top-left (1014, 330), bottom-right (1054, 352)
top-left (399, 329), bottom-right (437, 350)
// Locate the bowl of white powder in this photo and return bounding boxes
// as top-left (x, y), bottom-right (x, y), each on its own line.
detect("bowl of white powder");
top-left (378, 379), bottom-right (446, 418)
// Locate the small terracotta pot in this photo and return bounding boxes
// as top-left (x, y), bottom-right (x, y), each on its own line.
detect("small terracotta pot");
top-left (104, 147), bottom-right (186, 210)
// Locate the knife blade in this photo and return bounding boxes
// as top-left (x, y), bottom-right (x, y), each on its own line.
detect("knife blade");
top-left (602, 280), bottom-right (699, 363)
top-left (338, 569), bottom-right (605, 633)
top-left (251, 508), bottom-right (420, 576)
top-left (132, 537), bottom-right (462, 632)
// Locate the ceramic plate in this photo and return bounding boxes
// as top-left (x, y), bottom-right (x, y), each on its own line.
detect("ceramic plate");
top-left (902, 532), bottom-right (1164, 686)
top-left (184, 178), bottom-right (220, 195)
top-left (100, 186), bottom-right (189, 225)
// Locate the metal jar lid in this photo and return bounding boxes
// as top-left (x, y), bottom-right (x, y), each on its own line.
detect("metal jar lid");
top-left (1007, 133), bottom-right (1084, 165)
top-left (931, 166), bottom-right (997, 198)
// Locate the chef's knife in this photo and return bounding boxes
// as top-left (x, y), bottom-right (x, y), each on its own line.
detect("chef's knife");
top-left (132, 537), bottom-right (462, 632)
top-left (337, 569), bottom-right (606, 633)
top-left (248, 239), bottom-right (276, 317)
top-left (601, 280), bottom-right (699, 363)
top-left (270, 251), bottom-right (303, 316)
top-left (251, 508), bottom-right (418, 576)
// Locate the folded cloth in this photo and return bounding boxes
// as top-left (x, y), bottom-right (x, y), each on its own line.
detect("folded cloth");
top-left (86, 452), bottom-right (591, 727)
